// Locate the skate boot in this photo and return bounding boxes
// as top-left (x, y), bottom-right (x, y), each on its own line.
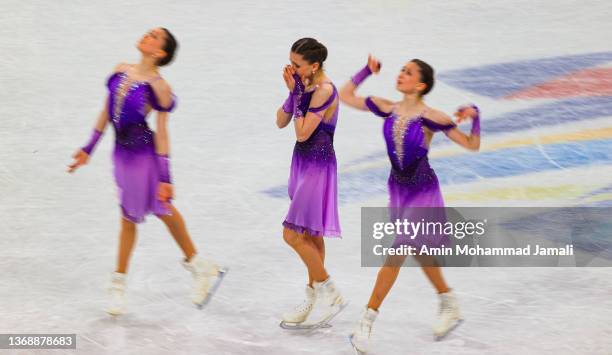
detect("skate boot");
top-left (312, 277), bottom-right (347, 324)
top-left (433, 291), bottom-right (463, 340)
top-left (349, 307), bottom-right (378, 354)
top-left (281, 285), bottom-right (316, 326)
top-left (106, 272), bottom-right (126, 316)
top-left (182, 255), bottom-right (224, 308)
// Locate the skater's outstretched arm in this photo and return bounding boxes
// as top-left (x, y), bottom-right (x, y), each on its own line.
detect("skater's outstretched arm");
top-left (339, 55), bottom-right (393, 114)
top-left (68, 96), bottom-right (110, 173)
top-left (425, 106), bottom-right (481, 151)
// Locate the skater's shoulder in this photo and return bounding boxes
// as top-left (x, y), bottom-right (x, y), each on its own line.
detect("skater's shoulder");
top-left (147, 77), bottom-right (175, 111)
top-left (421, 107), bottom-right (457, 133)
top-left (366, 96), bottom-right (394, 116)
top-left (148, 78), bottom-right (173, 101)
top-left (310, 82), bottom-right (335, 102)
top-left (423, 107), bottom-right (453, 124)
top-left (112, 62), bottom-right (131, 74)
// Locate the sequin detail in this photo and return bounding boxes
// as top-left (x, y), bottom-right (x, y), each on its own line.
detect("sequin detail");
top-left (389, 156), bottom-right (438, 188)
top-left (107, 72), bottom-right (159, 150)
top-left (391, 115), bottom-right (416, 169)
top-left (112, 73), bottom-right (137, 124)
top-left (294, 130), bottom-right (335, 162)
top-left (115, 123), bottom-right (154, 150)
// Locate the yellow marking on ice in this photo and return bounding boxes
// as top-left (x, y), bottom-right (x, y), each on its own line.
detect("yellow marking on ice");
top-left (430, 127), bottom-right (612, 159)
top-left (340, 127), bottom-right (612, 173)
top-left (444, 185), bottom-right (588, 202)
top-left (581, 193), bottom-right (612, 204)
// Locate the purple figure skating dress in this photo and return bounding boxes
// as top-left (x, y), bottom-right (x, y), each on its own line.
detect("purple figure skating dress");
top-left (282, 82), bottom-right (342, 238)
top-left (106, 71), bottom-right (176, 223)
top-left (365, 97), bottom-right (455, 248)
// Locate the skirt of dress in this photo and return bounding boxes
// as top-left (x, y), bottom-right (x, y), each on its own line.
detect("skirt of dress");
top-left (112, 144), bottom-right (171, 223)
top-left (283, 150), bottom-right (341, 238)
top-left (388, 165), bottom-right (449, 249)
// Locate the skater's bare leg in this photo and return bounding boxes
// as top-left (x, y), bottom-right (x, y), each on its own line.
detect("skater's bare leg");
top-left (415, 255), bottom-right (450, 294)
top-left (307, 235), bottom-right (326, 287)
top-left (117, 217), bottom-right (137, 273)
top-left (366, 255), bottom-right (406, 310)
top-left (157, 204), bottom-right (197, 261)
top-left (283, 228), bottom-right (329, 284)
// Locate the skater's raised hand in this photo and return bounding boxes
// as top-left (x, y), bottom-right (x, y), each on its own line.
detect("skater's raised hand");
top-left (454, 106), bottom-right (479, 124)
top-left (339, 54), bottom-right (388, 112)
top-left (367, 54), bottom-right (382, 74)
top-left (67, 149), bottom-right (89, 173)
top-left (283, 65), bottom-right (296, 92)
top-left (157, 182), bottom-right (173, 210)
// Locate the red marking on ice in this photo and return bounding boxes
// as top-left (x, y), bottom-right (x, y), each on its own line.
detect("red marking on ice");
top-left (505, 68), bottom-right (612, 100)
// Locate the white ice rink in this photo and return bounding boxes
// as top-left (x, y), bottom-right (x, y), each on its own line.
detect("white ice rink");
top-left (1, 0), bottom-right (612, 354)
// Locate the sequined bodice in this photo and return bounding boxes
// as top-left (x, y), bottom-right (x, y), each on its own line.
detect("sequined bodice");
top-left (106, 72), bottom-right (176, 150)
top-left (108, 72), bottom-right (156, 128)
top-left (295, 89), bottom-right (339, 134)
top-left (383, 113), bottom-right (429, 171)
top-left (293, 84), bottom-right (339, 162)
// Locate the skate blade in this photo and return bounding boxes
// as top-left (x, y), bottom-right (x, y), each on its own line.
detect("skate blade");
top-left (434, 318), bottom-right (464, 341)
top-left (106, 310), bottom-right (123, 317)
top-left (306, 301), bottom-right (349, 331)
top-left (196, 267), bottom-right (229, 309)
top-left (348, 334), bottom-right (367, 355)
top-left (279, 321), bottom-right (333, 330)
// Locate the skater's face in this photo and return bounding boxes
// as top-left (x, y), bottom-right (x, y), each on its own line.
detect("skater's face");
top-left (396, 61), bottom-right (427, 95)
top-left (289, 51), bottom-right (320, 81)
top-left (137, 28), bottom-right (168, 63)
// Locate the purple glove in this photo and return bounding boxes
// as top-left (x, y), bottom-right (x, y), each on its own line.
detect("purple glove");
top-left (292, 73), bottom-right (306, 119)
top-left (81, 129), bottom-right (103, 155)
top-left (459, 104), bottom-right (481, 136)
top-left (282, 92), bottom-right (295, 113)
top-left (157, 154), bottom-right (172, 184)
top-left (351, 64), bottom-right (373, 86)
top-left (292, 73), bottom-right (305, 96)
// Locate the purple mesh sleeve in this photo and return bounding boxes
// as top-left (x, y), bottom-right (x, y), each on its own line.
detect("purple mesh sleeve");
top-left (351, 65), bottom-right (373, 86)
top-left (156, 154), bottom-right (171, 184)
top-left (81, 129), bottom-right (103, 155)
top-left (458, 104), bottom-right (481, 136)
top-left (292, 73), bottom-right (305, 95)
top-left (292, 73), bottom-right (305, 119)
top-left (282, 92), bottom-right (295, 114)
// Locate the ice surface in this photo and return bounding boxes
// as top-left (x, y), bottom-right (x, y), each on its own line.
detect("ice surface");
top-left (1, 0), bottom-right (611, 354)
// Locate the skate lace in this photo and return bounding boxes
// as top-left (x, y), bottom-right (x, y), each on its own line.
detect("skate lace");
top-left (294, 297), bottom-right (314, 312)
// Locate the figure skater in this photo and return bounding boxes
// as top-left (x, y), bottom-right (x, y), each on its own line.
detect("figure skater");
top-left (276, 38), bottom-right (346, 328)
top-left (340, 55), bottom-right (481, 352)
top-left (68, 28), bottom-right (223, 315)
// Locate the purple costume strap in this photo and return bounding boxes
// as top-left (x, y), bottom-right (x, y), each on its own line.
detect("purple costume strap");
top-left (421, 117), bottom-right (457, 132)
top-left (305, 84), bottom-right (338, 120)
top-left (156, 154), bottom-right (171, 184)
top-left (82, 129), bottom-right (103, 155)
top-left (147, 83), bottom-right (177, 112)
top-left (365, 96), bottom-right (391, 117)
top-left (307, 83), bottom-right (338, 116)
